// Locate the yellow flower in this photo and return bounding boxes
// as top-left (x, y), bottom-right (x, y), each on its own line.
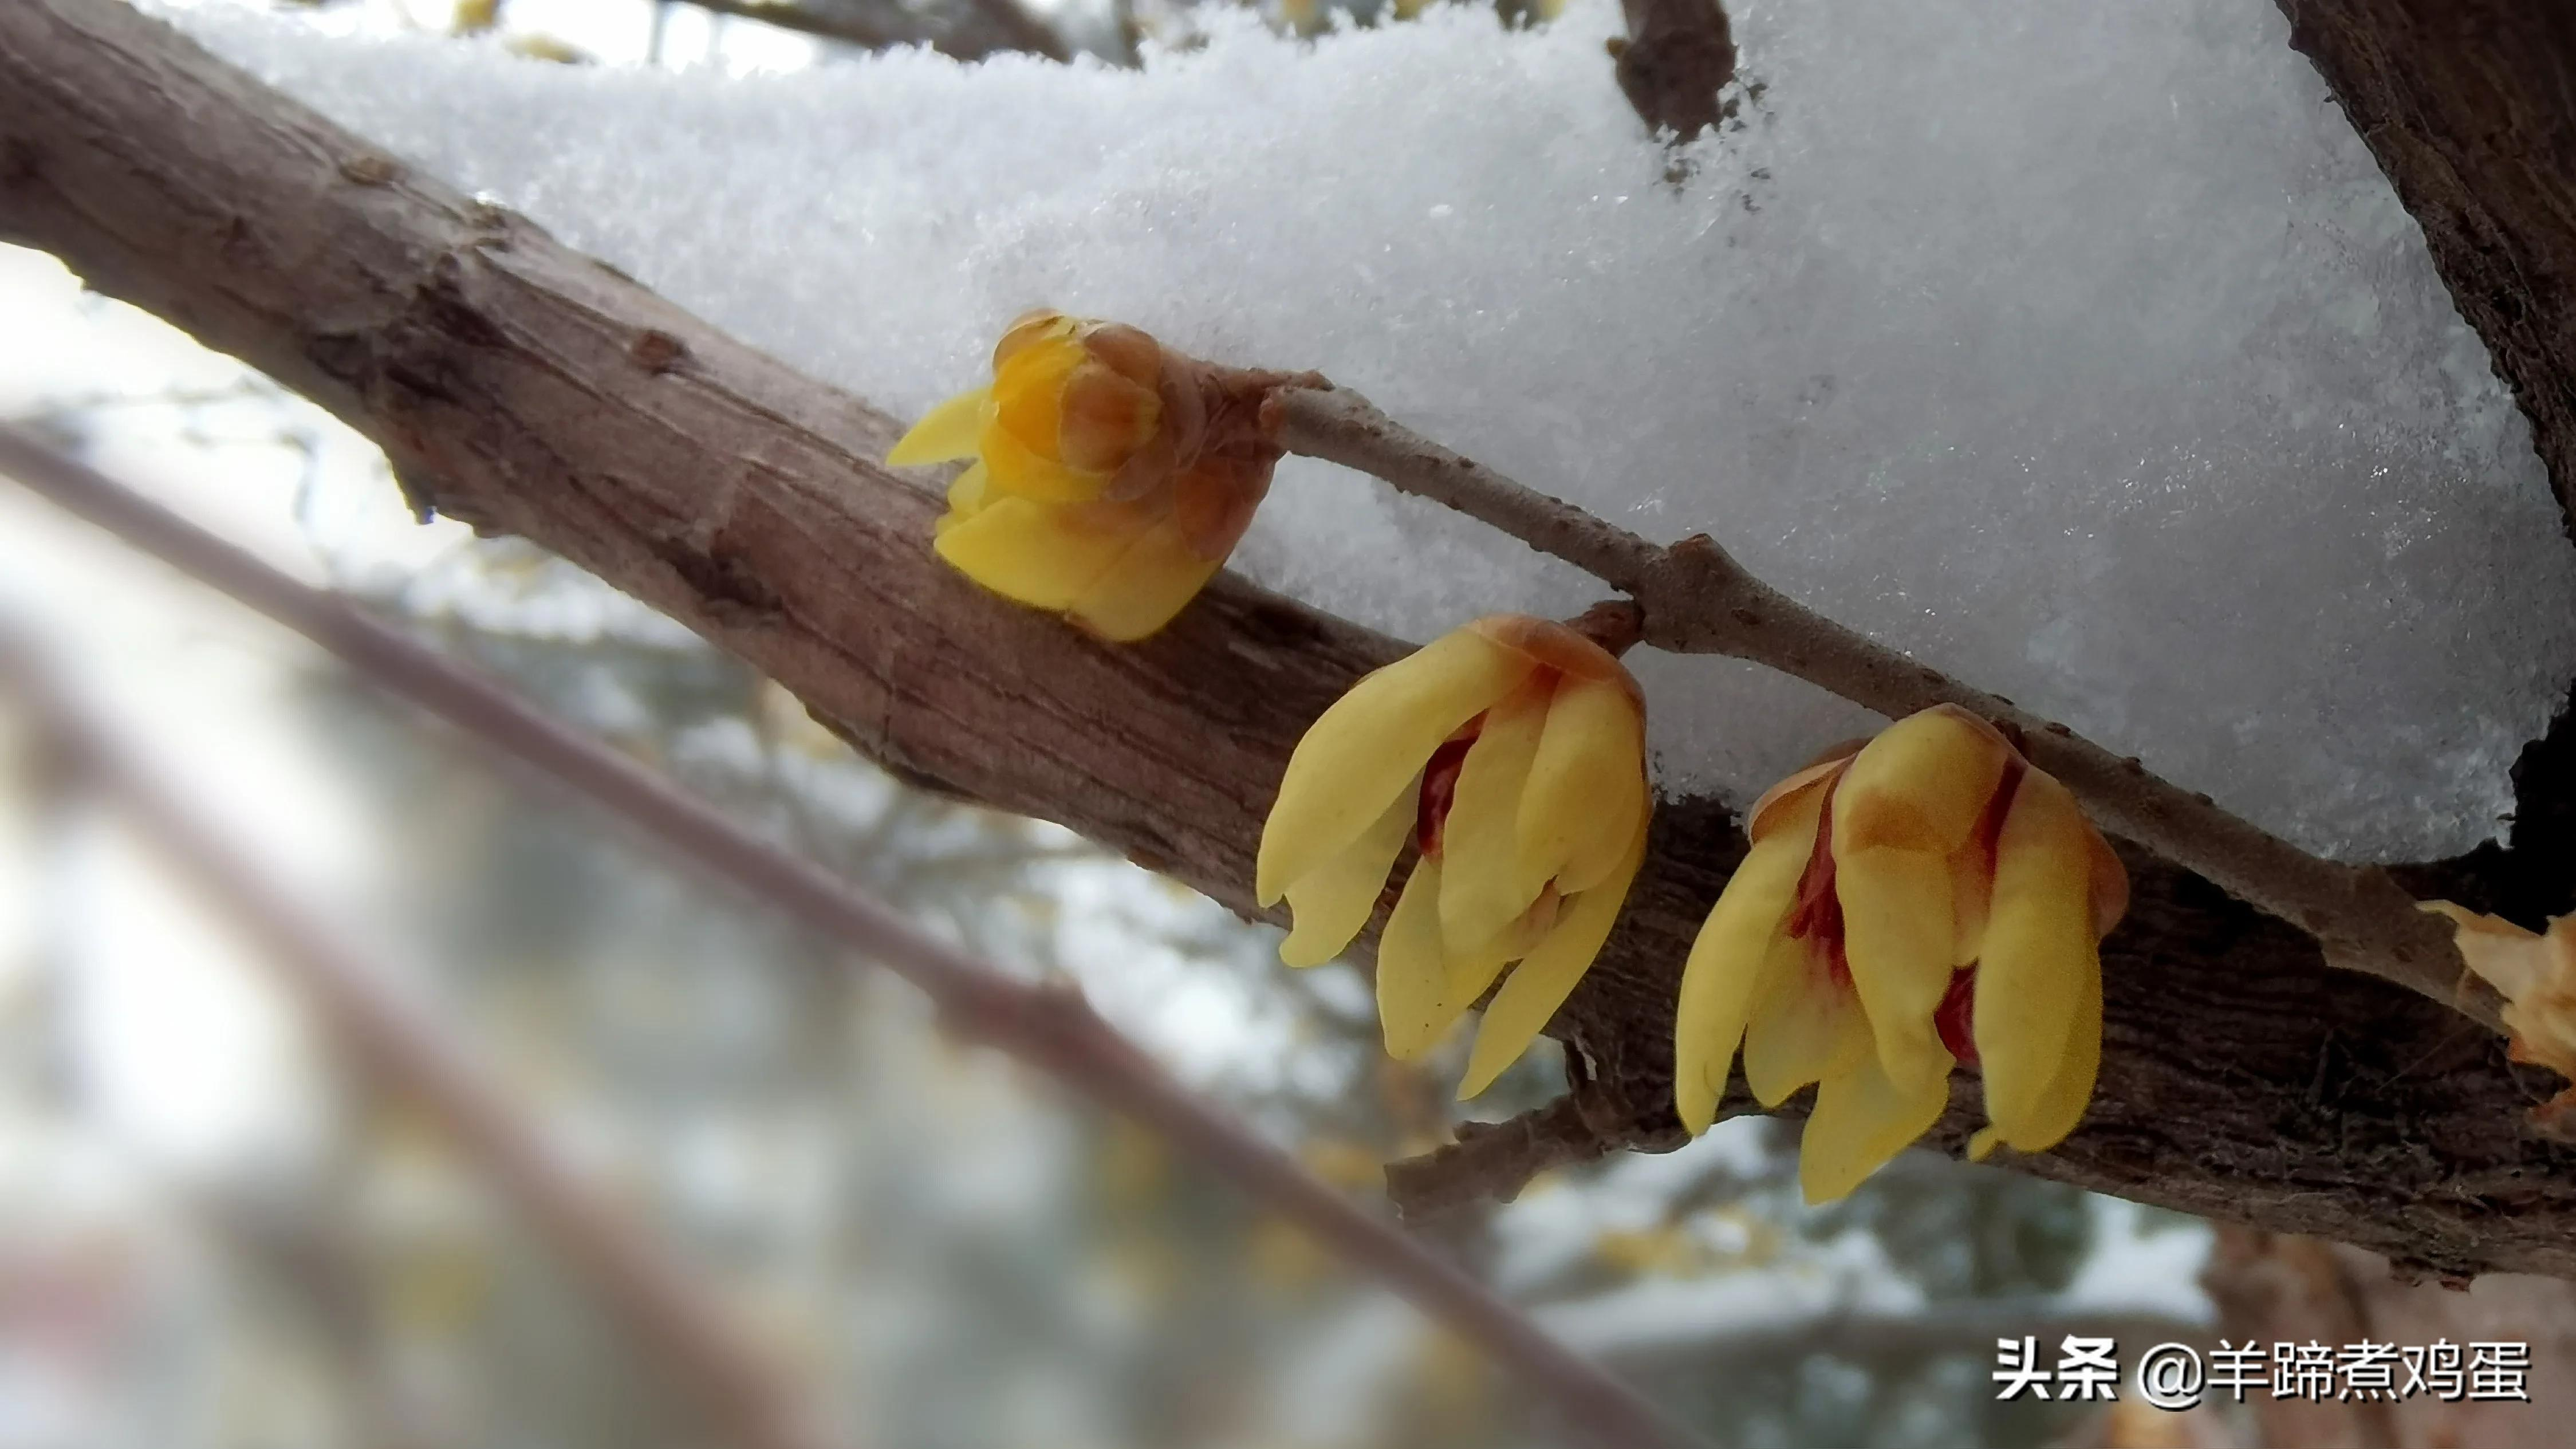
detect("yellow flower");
top-left (2421, 901), bottom-right (2576, 1128)
top-left (887, 309), bottom-right (1275, 641)
top-left (1257, 616), bottom-right (1653, 1097)
top-left (1673, 704), bottom-right (2128, 1203)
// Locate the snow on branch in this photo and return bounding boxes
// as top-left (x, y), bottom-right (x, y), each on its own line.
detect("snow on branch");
top-left (11, 0), bottom-right (2576, 1279)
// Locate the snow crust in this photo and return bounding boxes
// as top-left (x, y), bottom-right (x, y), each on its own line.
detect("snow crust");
top-left (167, 0), bottom-right (2576, 858)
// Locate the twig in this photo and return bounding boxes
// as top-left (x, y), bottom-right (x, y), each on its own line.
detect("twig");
top-left (1267, 384), bottom-right (2503, 1034)
top-left (678, 0), bottom-right (1069, 64)
top-left (0, 426), bottom-right (1709, 1449)
top-left (1384, 1061), bottom-right (1691, 1224)
top-left (0, 650), bottom-right (845, 1449)
top-left (1384, 1096), bottom-right (1630, 1223)
top-left (954, 0), bottom-right (1068, 64)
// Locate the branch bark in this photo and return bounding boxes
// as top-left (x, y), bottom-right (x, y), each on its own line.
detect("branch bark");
top-left (2276, 1), bottom-right (2576, 541)
top-left (1608, 0), bottom-right (1738, 143)
top-left (9, 0), bottom-right (2576, 1282)
top-left (0, 435), bottom-right (1704, 1449)
top-left (679, 0), bottom-right (1072, 66)
top-left (2, 649), bottom-right (846, 1449)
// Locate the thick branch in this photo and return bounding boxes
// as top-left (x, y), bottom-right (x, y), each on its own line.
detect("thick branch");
top-left (0, 433), bottom-right (1702, 1449)
top-left (10, 0), bottom-right (2576, 1281)
top-left (1271, 386), bottom-right (2499, 1031)
top-left (2275, 1), bottom-right (2576, 540)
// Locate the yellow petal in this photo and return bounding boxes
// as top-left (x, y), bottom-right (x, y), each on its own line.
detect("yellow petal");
top-left (1439, 678), bottom-right (1553, 950)
top-left (1799, 1046), bottom-right (1955, 1204)
top-left (1948, 841), bottom-right (1991, 968)
top-left (887, 387), bottom-right (990, 466)
top-left (1743, 936), bottom-right (1874, 1107)
top-left (1456, 810), bottom-right (1648, 1098)
top-left (1833, 843), bottom-right (1960, 1090)
top-left (1066, 513), bottom-right (1224, 641)
top-left (1378, 860), bottom-right (1480, 1059)
top-left (993, 310), bottom-right (1076, 368)
top-left (980, 411), bottom-right (1105, 504)
top-left (1467, 615), bottom-right (1633, 691)
top-left (2422, 901), bottom-right (2576, 1086)
top-left (1444, 911), bottom-right (1528, 1013)
top-left (1674, 789), bottom-right (1823, 1132)
top-left (932, 497), bottom-right (1140, 609)
top-left (1971, 944), bottom-right (2101, 1160)
top-left (1279, 778), bottom-right (1417, 967)
top-left (1746, 753), bottom-right (1856, 841)
top-left (1257, 630), bottom-right (1526, 907)
top-left (1556, 771), bottom-right (1648, 898)
top-left (991, 332), bottom-right (1084, 444)
top-left (945, 461), bottom-right (990, 515)
top-left (1972, 771), bottom-right (2096, 1138)
top-left (1517, 674), bottom-right (1647, 900)
top-left (2425, 901), bottom-right (2558, 1003)
top-left (1833, 705), bottom-right (2012, 855)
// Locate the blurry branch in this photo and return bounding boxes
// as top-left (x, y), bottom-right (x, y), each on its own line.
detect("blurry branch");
top-left (1266, 385), bottom-right (2501, 1035)
top-left (192, 1189), bottom-right (450, 1449)
top-left (678, 0), bottom-right (1072, 65)
top-left (0, 430), bottom-right (1709, 1449)
top-left (13, 0), bottom-right (2576, 1281)
top-left (0, 648), bottom-right (848, 1449)
top-left (960, 0), bottom-right (1069, 62)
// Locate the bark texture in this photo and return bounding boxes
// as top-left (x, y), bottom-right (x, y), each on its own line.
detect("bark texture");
top-left (9, 0), bottom-right (2576, 1279)
top-left (2278, 0), bottom-right (2576, 538)
top-left (1610, 0), bottom-right (1738, 142)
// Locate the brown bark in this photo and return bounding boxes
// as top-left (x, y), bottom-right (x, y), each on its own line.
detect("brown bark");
top-left (678, 0), bottom-right (1071, 66)
top-left (10, 0), bottom-right (2576, 1280)
top-left (1609, 0), bottom-right (1738, 143)
top-left (2276, 1), bottom-right (2576, 540)
top-left (0, 525), bottom-right (1699, 1449)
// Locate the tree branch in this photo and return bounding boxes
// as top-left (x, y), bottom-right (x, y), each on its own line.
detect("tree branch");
top-left (1, 646), bottom-right (845, 1449)
top-left (678, 0), bottom-right (1072, 66)
top-left (1269, 387), bottom-right (2501, 1032)
top-left (0, 433), bottom-right (1705, 1449)
top-left (10, 0), bottom-right (2576, 1281)
top-left (2275, 1), bottom-right (2576, 542)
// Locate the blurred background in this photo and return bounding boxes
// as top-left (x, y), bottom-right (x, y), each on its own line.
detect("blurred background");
top-left (6, 5), bottom-right (2569, 1448)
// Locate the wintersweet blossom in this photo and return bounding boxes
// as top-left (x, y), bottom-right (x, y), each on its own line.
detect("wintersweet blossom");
top-left (2421, 901), bottom-right (2576, 1126)
top-left (1257, 616), bottom-right (1653, 1096)
top-left (887, 309), bottom-right (1278, 641)
top-left (1673, 705), bottom-right (2128, 1202)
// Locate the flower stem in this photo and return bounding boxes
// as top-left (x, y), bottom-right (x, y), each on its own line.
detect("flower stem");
top-left (1266, 383), bottom-right (2505, 1033)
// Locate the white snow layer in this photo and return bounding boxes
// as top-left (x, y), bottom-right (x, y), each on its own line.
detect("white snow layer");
top-left (168, 0), bottom-right (2576, 859)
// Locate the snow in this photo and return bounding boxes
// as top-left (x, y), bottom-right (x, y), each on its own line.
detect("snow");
top-left (158, 0), bottom-right (2576, 859)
